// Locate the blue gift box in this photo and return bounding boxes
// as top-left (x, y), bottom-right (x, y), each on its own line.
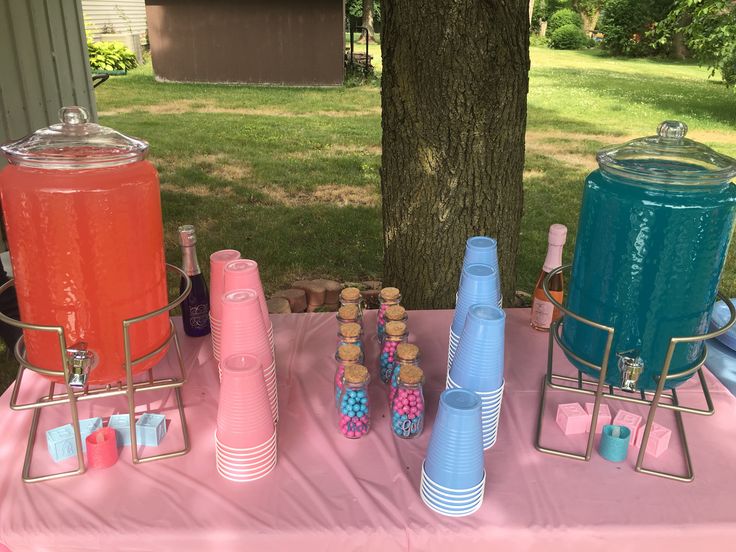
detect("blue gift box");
top-left (45, 417), bottom-right (103, 463)
top-left (108, 413), bottom-right (167, 447)
top-left (108, 414), bottom-right (133, 446)
top-left (136, 413), bottom-right (167, 446)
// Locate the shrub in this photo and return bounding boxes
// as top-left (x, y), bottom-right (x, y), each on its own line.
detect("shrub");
top-left (721, 55), bottom-right (736, 86)
top-left (599, 0), bottom-right (672, 57)
top-left (87, 40), bottom-right (137, 72)
top-left (548, 8), bottom-right (583, 34)
top-left (530, 34), bottom-right (549, 48)
top-left (549, 24), bottom-right (587, 50)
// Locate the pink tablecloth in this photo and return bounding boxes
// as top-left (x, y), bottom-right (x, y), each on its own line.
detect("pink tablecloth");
top-left (1, 309), bottom-right (736, 552)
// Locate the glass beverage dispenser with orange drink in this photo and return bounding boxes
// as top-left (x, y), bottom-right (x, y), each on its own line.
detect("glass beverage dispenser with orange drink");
top-left (0, 107), bottom-right (170, 385)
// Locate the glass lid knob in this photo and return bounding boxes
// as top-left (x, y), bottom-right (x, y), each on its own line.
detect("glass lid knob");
top-left (657, 120), bottom-right (688, 140)
top-left (59, 106), bottom-right (89, 126)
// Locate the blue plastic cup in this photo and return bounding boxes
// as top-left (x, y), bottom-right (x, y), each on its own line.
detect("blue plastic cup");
top-left (463, 237), bottom-right (498, 272)
top-left (424, 389), bottom-right (484, 489)
top-left (421, 487), bottom-right (484, 514)
top-left (452, 265), bottom-right (500, 335)
top-left (599, 424), bottom-right (631, 462)
top-left (462, 237), bottom-right (501, 307)
top-left (449, 305), bottom-right (505, 391)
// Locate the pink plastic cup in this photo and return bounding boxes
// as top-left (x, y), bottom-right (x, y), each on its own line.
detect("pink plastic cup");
top-left (210, 250), bottom-right (241, 320)
top-left (217, 354), bottom-right (275, 449)
top-left (216, 447), bottom-right (276, 469)
top-left (215, 439), bottom-right (276, 462)
top-left (216, 458), bottom-right (277, 482)
top-left (220, 290), bottom-right (274, 369)
top-left (217, 457), bottom-right (277, 477)
top-left (224, 259), bottom-right (269, 324)
top-left (215, 428), bottom-right (276, 454)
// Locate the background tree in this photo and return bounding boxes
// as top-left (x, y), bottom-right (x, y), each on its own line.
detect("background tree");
top-left (653, 0), bottom-right (736, 83)
top-left (381, 1), bottom-right (530, 308)
top-left (571, 0), bottom-right (604, 32)
top-left (599, 0), bottom-right (673, 56)
top-left (347, 0), bottom-right (381, 42)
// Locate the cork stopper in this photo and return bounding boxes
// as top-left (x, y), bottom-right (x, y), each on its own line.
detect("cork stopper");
top-left (340, 287), bottom-right (362, 302)
top-left (338, 304), bottom-right (359, 320)
top-left (340, 322), bottom-right (361, 338)
top-left (399, 365), bottom-right (423, 385)
top-left (344, 364), bottom-right (369, 384)
top-left (385, 305), bottom-right (406, 321)
top-left (338, 344), bottom-right (361, 362)
top-left (385, 321), bottom-right (407, 337)
top-left (380, 287), bottom-right (401, 301)
top-left (396, 343), bottom-right (419, 361)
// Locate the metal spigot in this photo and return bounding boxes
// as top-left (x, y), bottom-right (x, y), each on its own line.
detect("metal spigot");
top-left (617, 350), bottom-right (644, 392)
top-left (66, 343), bottom-right (96, 389)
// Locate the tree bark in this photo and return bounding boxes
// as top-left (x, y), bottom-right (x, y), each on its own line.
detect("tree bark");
top-left (381, 0), bottom-right (530, 309)
top-left (360, 0), bottom-right (376, 43)
top-left (580, 10), bottom-right (600, 33)
top-left (529, 0), bottom-right (535, 24)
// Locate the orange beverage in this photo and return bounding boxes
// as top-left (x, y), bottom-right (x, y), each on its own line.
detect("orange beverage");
top-left (0, 108), bottom-right (170, 384)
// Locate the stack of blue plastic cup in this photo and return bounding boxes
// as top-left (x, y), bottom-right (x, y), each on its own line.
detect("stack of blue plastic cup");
top-left (448, 264), bottom-right (500, 372)
top-left (448, 305), bottom-right (506, 450)
top-left (462, 237), bottom-right (502, 308)
top-left (420, 389), bottom-right (486, 517)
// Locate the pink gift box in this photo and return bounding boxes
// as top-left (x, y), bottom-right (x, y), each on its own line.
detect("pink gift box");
top-left (634, 422), bottom-right (672, 458)
top-left (584, 403), bottom-right (612, 434)
top-left (612, 410), bottom-right (642, 437)
top-left (556, 402), bottom-right (590, 435)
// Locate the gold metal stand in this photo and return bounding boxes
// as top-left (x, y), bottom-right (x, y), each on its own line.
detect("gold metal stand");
top-left (0, 264), bottom-right (192, 483)
top-left (534, 265), bottom-right (736, 483)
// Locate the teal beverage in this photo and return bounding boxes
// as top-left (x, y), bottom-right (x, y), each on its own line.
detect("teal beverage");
top-left (561, 122), bottom-right (736, 391)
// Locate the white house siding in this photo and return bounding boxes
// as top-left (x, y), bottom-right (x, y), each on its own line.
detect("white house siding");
top-left (1, 0), bottom-right (97, 153)
top-left (81, 0), bottom-right (148, 42)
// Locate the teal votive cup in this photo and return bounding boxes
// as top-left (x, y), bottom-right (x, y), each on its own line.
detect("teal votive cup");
top-left (599, 424), bottom-right (631, 463)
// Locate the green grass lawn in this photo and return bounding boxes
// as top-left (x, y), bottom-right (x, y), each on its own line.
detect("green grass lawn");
top-left (92, 46), bottom-right (736, 297)
top-left (1, 45), bottom-right (735, 391)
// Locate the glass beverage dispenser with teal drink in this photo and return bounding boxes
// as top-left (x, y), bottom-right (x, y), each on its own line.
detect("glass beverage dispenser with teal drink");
top-left (561, 122), bottom-right (736, 391)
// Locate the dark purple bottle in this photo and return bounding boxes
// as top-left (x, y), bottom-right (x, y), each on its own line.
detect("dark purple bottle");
top-left (178, 225), bottom-right (211, 337)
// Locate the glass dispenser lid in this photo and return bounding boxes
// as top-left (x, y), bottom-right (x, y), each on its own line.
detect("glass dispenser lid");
top-left (0, 106), bottom-right (148, 169)
top-left (597, 121), bottom-right (736, 186)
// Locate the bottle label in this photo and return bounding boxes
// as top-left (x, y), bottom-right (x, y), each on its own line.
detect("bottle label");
top-left (188, 304), bottom-right (209, 329)
top-left (531, 290), bottom-right (563, 329)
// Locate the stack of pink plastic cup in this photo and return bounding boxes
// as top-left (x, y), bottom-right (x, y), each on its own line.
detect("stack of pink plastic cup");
top-left (220, 289), bottom-right (278, 422)
top-left (209, 249), bottom-right (241, 361)
top-left (216, 353), bottom-right (277, 482)
top-left (223, 259), bottom-right (274, 357)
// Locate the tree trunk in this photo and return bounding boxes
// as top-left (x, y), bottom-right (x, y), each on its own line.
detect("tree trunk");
top-left (580, 10), bottom-right (600, 33)
top-left (381, 0), bottom-right (530, 309)
top-left (360, 0), bottom-right (376, 43)
top-left (528, 0), bottom-right (535, 24)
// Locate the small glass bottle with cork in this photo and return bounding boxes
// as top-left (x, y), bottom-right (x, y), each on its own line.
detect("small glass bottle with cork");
top-left (380, 305), bottom-right (408, 345)
top-left (334, 344), bottom-right (362, 410)
top-left (377, 287), bottom-right (402, 342)
top-left (336, 303), bottom-right (362, 329)
top-left (390, 343), bottom-right (420, 402)
top-left (338, 364), bottom-right (371, 439)
top-left (337, 322), bottom-right (364, 359)
top-left (390, 365), bottom-right (425, 439)
top-left (339, 287), bottom-right (364, 317)
top-left (379, 321), bottom-right (408, 384)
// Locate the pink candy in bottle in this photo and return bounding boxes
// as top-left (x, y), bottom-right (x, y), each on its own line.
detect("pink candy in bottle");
top-left (390, 365), bottom-right (425, 439)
